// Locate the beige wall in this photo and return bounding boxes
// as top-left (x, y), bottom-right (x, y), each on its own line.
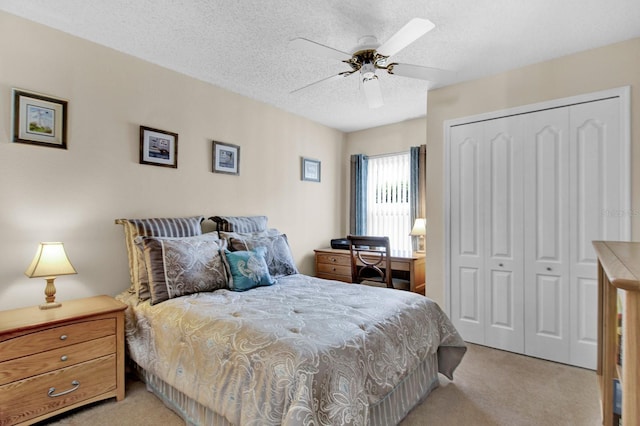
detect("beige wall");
top-left (0, 12), bottom-right (345, 310)
top-left (426, 37), bottom-right (640, 308)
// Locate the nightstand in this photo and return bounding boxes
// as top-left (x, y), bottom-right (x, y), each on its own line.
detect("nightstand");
top-left (0, 295), bottom-right (127, 426)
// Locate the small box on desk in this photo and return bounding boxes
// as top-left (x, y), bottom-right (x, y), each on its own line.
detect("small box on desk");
top-left (331, 238), bottom-right (350, 250)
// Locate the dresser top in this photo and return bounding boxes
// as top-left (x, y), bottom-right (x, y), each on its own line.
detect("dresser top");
top-left (593, 241), bottom-right (640, 292)
top-left (0, 295), bottom-right (126, 335)
top-left (315, 247), bottom-right (425, 260)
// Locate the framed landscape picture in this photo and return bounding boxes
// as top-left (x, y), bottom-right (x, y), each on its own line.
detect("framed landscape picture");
top-left (13, 89), bottom-right (68, 149)
top-left (301, 157), bottom-right (321, 182)
top-left (212, 141), bottom-right (240, 175)
top-left (140, 126), bottom-right (178, 168)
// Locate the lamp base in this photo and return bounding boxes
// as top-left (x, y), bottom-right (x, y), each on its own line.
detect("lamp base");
top-left (41, 277), bottom-right (61, 309)
top-left (39, 301), bottom-right (61, 310)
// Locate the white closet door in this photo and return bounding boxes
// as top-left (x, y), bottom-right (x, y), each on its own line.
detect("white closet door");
top-left (569, 98), bottom-right (623, 368)
top-left (450, 122), bottom-right (485, 343)
top-left (483, 116), bottom-right (524, 352)
top-left (523, 107), bottom-right (571, 364)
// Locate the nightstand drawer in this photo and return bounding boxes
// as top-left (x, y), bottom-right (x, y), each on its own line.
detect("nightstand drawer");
top-left (0, 335), bottom-right (116, 386)
top-left (316, 253), bottom-right (351, 267)
top-left (0, 354), bottom-right (116, 425)
top-left (316, 262), bottom-right (351, 277)
top-left (0, 318), bottom-right (115, 363)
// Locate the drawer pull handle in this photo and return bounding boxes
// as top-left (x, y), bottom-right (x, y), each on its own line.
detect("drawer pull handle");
top-left (60, 355), bottom-right (68, 362)
top-left (60, 335), bottom-right (68, 341)
top-left (48, 380), bottom-right (80, 398)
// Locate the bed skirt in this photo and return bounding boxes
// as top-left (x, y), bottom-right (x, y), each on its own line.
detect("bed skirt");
top-left (132, 353), bottom-right (440, 426)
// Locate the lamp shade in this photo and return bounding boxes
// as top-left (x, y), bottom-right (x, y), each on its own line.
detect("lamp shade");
top-left (25, 242), bottom-right (77, 278)
top-left (410, 218), bottom-right (427, 236)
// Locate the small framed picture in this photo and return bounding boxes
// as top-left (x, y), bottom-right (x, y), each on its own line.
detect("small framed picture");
top-left (13, 89), bottom-right (68, 149)
top-left (212, 141), bottom-right (240, 175)
top-left (301, 157), bottom-right (321, 182)
top-left (140, 126), bottom-right (178, 168)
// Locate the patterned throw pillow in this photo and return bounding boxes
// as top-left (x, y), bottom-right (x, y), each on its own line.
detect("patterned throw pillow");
top-left (209, 216), bottom-right (268, 233)
top-left (137, 233), bottom-right (228, 305)
top-left (229, 234), bottom-right (299, 277)
top-left (116, 216), bottom-right (204, 301)
top-left (222, 246), bottom-right (275, 291)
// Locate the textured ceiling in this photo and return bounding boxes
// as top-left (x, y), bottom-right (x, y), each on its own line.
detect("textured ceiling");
top-left (1, 0), bottom-right (639, 132)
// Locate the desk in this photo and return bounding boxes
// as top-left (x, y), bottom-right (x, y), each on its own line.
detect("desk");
top-left (314, 248), bottom-right (425, 295)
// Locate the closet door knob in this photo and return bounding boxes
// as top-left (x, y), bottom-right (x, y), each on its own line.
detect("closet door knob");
top-left (546, 267), bottom-right (552, 271)
top-left (498, 263), bottom-right (504, 267)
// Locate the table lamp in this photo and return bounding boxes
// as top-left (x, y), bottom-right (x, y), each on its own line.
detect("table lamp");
top-left (25, 242), bottom-right (77, 310)
top-left (410, 218), bottom-right (427, 253)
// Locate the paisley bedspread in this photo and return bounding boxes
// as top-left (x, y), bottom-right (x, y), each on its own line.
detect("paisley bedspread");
top-left (118, 274), bottom-right (466, 425)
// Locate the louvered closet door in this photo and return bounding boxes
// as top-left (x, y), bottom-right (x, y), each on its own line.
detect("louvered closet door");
top-left (523, 108), bottom-right (571, 364)
top-left (482, 116), bottom-right (524, 353)
top-left (569, 98), bottom-right (624, 369)
top-left (450, 122), bottom-right (485, 344)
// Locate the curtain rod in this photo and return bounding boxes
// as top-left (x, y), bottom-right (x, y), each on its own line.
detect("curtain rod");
top-left (366, 150), bottom-right (410, 159)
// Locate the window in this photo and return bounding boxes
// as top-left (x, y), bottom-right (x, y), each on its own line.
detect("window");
top-left (366, 152), bottom-right (412, 255)
top-left (351, 146), bottom-right (425, 256)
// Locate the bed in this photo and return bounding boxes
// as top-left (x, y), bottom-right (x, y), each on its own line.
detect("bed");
top-left (115, 215), bottom-right (466, 426)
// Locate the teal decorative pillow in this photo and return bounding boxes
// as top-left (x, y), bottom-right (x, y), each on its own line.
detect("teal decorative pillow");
top-left (222, 247), bottom-right (275, 291)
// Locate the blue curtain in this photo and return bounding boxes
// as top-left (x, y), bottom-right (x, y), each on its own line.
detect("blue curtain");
top-left (350, 154), bottom-right (368, 235)
top-left (410, 145), bottom-right (426, 250)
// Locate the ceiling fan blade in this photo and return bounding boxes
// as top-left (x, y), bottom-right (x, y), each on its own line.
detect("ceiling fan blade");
top-left (387, 63), bottom-right (453, 82)
top-left (289, 37), bottom-right (352, 62)
top-left (362, 77), bottom-right (384, 109)
top-left (290, 72), bottom-right (352, 94)
top-left (376, 18), bottom-right (435, 58)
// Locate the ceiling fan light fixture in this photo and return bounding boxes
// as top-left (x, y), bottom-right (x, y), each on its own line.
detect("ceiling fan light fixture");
top-left (362, 76), bottom-right (383, 109)
top-left (361, 61), bottom-right (377, 80)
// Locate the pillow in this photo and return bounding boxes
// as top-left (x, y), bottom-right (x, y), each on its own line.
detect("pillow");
top-left (137, 233), bottom-right (228, 305)
top-left (200, 218), bottom-right (218, 234)
top-left (222, 246), bottom-right (275, 291)
top-left (229, 233), bottom-right (298, 277)
top-left (209, 216), bottom-right (268, 233)
top-left (115, 216), bottom-right (204, 301)
top-left (218, 228), bottom-right (279, 242)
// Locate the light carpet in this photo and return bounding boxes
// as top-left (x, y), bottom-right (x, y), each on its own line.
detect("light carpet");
top-left (42, 343), bottom-right (601, 425)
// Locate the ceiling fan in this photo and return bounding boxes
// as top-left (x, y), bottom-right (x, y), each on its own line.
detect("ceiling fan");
top-left (290, 18), bottom-right (450, 109)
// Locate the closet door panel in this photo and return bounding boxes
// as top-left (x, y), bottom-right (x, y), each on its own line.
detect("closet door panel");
top-left (483, 117), bottom-right (524, 352)
top-left (569, 98), bottom-right (622, 368)
top-left (524, 108), bottom-right (571, 363)
top-left (450, 123), bottom-right (485, 343)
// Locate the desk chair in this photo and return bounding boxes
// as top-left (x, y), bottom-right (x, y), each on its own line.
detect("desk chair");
top-left (347, 235), bottom-right (410, 291)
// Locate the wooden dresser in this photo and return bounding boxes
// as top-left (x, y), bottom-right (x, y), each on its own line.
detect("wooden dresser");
top-left (0, 295), bottom-right (127, 426)
top-left (593, 241), bottom-right (639, 426)
top-left (314, 248), bottom-right (426, 294)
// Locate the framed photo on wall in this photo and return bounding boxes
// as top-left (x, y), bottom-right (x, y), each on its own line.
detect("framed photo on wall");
top-left (301, 157), bottom-right (321, 182)
top-left (139, 126), bottom-right (178, 168)
top-left (12, 89), bottom-right (68, 149)
top-left (212, 141), bottom-right (240, 175)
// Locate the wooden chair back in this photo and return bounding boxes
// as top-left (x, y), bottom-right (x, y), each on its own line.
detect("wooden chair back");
top-left (347, 235), bottom-right (393, 288)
